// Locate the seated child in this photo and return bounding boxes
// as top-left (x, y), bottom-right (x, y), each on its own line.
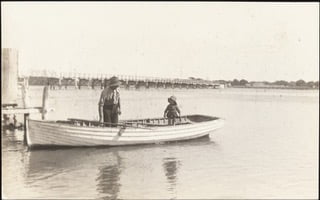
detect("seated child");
top-left (164, 96), bottom-right (181, 125)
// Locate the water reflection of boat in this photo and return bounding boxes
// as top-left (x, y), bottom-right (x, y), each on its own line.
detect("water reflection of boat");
top-left (96, 151), bottom-right (122, 199)
top-left (26, 115), bottom-right (225, 148)
top-left (25, 148), bottom-right (119, 180)
top-left (163, 157), bottom-right (181, 193)
top-left (24, 148), bottom-right (124, 198)
top-left (25, 136), bottom-right (211, 176)
top-left (24, 137), bottom-right (212, 198)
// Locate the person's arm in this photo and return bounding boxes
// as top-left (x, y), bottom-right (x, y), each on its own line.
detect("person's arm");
top-left (176, 106), bottom-right (181, 117)
top-left (98, 91), bottom-right (104, 122)
top-left (117, 96), bottom-right (121, 115)
top-left (164, 105), bottom-right (169, 118)
top-left (99, 106), bottom-right (103, 122)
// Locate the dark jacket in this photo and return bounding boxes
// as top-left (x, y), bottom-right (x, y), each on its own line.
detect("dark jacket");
top-left (164, 104), bottom-right (180, 118)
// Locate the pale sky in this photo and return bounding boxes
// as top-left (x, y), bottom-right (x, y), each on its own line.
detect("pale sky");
top-left (1, 2), bottom-right (319, 81)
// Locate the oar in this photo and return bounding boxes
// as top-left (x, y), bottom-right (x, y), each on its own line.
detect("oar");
top-left (67, 118), bottom-right (153, 130)
top-left (67, 118), bottom-right (126, 127)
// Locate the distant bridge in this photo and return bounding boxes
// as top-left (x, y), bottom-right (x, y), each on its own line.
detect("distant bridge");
top-left (19, 69), bottom-right (225, 90)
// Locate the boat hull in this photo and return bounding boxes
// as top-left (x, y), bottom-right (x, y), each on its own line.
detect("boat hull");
top-left (26, 116), bottom-right (225, 148)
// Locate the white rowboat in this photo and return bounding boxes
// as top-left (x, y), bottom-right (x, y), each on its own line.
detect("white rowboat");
top-left (26, 115), bottom-right (225, 148)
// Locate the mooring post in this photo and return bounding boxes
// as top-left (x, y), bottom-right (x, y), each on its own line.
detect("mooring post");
top-left (58, 77), bottom-right (62, 90)
top-left (23, 113), bottom-right (29, 145)
top-left (13, 114), bottom-right (17, 127)
top-left (65, 78), bottom-right (68, 89)
top-left (91, 79), bottom-right (95, 89)
top-left (1, 48), bottom-right (19, 105)
top-left (21, 83), bottom-right (29, 108)
top-left (24, 77), bottom-right (29, 88)
top-left (74, 78), bottom-right (78, 89)
top-left (41, 86), bottom-right (49, 120)
top-left (3, 114), bottom-right (9, 126)
top-left (78, 79), bottom-right (81, 90)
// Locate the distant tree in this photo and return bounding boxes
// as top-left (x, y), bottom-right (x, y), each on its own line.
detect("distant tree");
top-left (296, 79), bottom-right (306, 87)
top-left (262, 81), bottom-right (270, 85)
top-left (239, 79), bottom-right (249, 85)
top-left (273, 80), bottom-right (289, 86)
top-left (217, 80), bottom-right (227, 84)
top-left (315, 81), bottom-right (319, 88)
top-left (188, 77), bottom-right (195, 80)
top-left (289, 81), bottom-right (296, 86)
top-left (232, 79), bottom-right (240, 86)
top-left (307, 81), bottom-right (314, 88)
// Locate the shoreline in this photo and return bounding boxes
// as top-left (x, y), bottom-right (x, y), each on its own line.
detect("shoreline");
top-left (19, 85), bottom-right (319, 91)
top-left (229, 86), bottom-right (319, 90)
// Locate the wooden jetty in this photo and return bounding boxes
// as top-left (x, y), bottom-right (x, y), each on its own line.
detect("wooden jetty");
top-left (1, 48), bottom-right (51, 144)
top-left (2, 86), bottom-right (51, 144)
top-left (21, 70), bottom-right (226, 90)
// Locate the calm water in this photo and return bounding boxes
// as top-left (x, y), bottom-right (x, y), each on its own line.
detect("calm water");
top-left (2, 87), bottom-right (318, 199)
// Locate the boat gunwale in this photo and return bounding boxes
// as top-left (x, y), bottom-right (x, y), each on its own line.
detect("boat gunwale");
top-left (27, 133), bottom-right (212, 149)
top-left (28, 115), bottom-right (223, 133)
top-left (26, 114), bottom-right (225, 148)
top-left (28, 120), bottom-right (223, 138)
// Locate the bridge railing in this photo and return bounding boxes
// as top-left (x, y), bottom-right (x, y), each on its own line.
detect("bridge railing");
top-left (21, 69), bottom-right (224, 86)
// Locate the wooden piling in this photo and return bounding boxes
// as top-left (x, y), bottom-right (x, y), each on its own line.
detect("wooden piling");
top-left (3, 114), bottom-right (9, 126)
top-left (21, 84), bottom-right (29, 108)
top-left (88, 79), bottom-right (91, 89)
top-left (1, 48), bottom-right (19, 104)
top-left (91, 79), bottom-right (95, 89)
top-left (58, 78), bottom-right (62, 89)
top-left (24, 77), bottom-right (29, 88)
top-left (41, 86), bottom-right (49, 120)
top-left (23, 113), bottom-right (29, 145)
top-left (100, 79), bottom-right (104, 89)
top-left (74, 78), bottom-right (79, 89)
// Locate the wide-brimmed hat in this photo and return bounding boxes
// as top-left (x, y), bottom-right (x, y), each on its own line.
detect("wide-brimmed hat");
top-left (168, 95), bottom-right (177, 103)
top-left (109, 76), bottom-right (120, 87)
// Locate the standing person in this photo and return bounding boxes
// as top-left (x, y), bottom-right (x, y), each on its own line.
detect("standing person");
top-left (98, 76), bottom-right (121, 127)
top-left (164, 96), bottom-right (181, 125)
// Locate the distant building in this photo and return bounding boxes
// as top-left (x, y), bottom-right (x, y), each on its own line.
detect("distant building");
top-left (250, 82), bottom-right (267, 87)
top-left (213, 84), bottom-right (225, 89)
